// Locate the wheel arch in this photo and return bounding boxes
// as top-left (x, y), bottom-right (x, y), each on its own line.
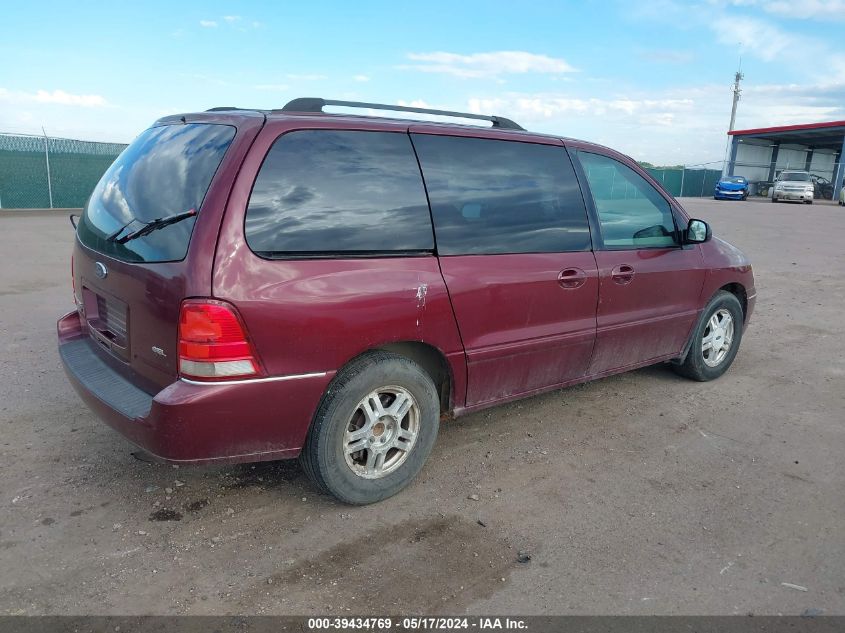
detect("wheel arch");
top-left (325, 341), bottom-right (456, 416)
top-left (719, 282), bottom-right (747, 322)
top-left (373, 341), bottom-right (453, 415)
top-left (676, 285), bottom-right (746, 365)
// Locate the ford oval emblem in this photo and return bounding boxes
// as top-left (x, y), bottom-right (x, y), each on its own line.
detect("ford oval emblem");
top-left (94, 262), bottom-right (108, 279)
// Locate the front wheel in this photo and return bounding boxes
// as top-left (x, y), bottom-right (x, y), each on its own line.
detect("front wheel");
top-left (300, 351), bottom-right (440, 504)
top-left (673, 291), bottom-right (744, 382)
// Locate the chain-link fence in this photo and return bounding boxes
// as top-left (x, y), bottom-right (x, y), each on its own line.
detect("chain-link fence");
top-left (0, 133), bottom-right (127, 209)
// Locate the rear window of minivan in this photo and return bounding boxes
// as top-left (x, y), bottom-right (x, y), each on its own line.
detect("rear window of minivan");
top-left (77, 123), bottom-right (235, 263)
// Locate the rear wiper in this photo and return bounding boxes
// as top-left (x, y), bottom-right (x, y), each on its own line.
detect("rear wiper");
top-left (107, 209), bottom-right (197, 244)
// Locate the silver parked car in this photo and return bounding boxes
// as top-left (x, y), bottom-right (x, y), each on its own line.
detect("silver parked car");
top-left (772, 170), bottom-right (814, 204)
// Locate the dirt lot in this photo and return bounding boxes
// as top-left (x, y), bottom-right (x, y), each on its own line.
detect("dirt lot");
top-left (1, 198), bottom-right (843, 616)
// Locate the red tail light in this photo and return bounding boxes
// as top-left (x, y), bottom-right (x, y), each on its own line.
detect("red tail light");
top-left (177, 300), bottom-right (261, 381)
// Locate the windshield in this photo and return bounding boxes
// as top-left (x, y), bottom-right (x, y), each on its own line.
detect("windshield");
top-left (77, 123), bottom-right (236, 263)
top-left (722, 177), bottom-right (746, 184)
top-left (780, 172), bottom-right (810, 182)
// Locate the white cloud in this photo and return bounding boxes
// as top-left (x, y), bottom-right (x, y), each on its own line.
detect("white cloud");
top-left (708, 14), bottom-right (845, 80)
top-left (716, 0), bottom-right (845, 20)
top-left (763, 0), bottom-right (845, 17)
top-left (0, 88), bottom-right (108, 107)
top-left (353, 74), bottom-right (371, 82)
top-left (460, 79), bottom-right (845, 165)
top-left (35, 90), bottom-right (108, 107)
top-left (467, 95), bottom-right (694, 120)
top-left (710, 17), bottom-right (792, 61)
top-left (404, 51), bottom-right (578, 79)
top-left (397, 99), bottom-right (432, 108)
top-left (201, 15), bottom-right (260, 31)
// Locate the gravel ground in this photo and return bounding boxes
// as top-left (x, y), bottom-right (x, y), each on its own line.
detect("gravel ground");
top-left (1, 197), bottom-right (843, 616)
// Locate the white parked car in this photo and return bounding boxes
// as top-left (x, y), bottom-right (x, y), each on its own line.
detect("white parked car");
top-left (772, 171), bottom-right (814, 204)
top-left (839, 184), bottom-right (844, 206)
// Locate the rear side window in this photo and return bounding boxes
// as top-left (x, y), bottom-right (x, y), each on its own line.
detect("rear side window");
top-left (410, 134), bottom-right (590, 255)
top-left (245, 130), bottom-right (433, 256)
top-left (576, 151), bottom-right (677, 249)
top-left (77, 123), bottom-right (236, 263)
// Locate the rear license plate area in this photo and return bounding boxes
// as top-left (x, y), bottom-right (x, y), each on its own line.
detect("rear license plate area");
top-left (81, 287), bottom-right (130, 360)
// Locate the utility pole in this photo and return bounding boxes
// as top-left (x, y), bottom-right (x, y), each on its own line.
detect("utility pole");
top-left (722, 61), bottom-right (744, 176)
top-left (728, 66), bottom-right (744, 133)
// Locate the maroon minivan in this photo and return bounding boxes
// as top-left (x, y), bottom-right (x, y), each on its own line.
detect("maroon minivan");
top-left (58, 98), bottom-right (755, 504)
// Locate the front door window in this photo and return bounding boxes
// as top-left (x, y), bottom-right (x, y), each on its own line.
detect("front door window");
top-left (577, 151), bottom-right (677, 249)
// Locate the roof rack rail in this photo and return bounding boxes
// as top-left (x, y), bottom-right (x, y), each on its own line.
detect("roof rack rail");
top-left (205, 106), bottom-right (253, 112)
top-left (278, 97), bottom-right (525, 131)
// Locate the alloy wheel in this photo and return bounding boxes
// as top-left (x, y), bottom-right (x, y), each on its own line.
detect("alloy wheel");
top-left (701, 309), bottom-right (734, 367)
top-left (343, 386), bottom-right (420, 479)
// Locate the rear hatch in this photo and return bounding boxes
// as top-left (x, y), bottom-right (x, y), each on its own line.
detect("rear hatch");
top-left (72, 118), bottom-right (250, 392)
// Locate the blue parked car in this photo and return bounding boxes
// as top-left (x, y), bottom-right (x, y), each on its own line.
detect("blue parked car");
top-left (714, 176), bottom-right (749, 200)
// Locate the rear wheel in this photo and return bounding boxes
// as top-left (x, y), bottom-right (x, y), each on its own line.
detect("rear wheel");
top-left (300, 352), bottom-right (440, 504)
top-left (673, 291), bottom-right (743, 382)
top-left (771, 196), bottom-right (778, 203)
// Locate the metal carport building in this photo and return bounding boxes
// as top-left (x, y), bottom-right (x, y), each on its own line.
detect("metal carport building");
top-left (726, 120), bottom-right (845, 198)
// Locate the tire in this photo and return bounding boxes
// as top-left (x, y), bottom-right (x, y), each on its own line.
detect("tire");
top-left (300, 351), bottom-right (440, 505)
top-left (771, 196), bottom-right (778, 203)
top-left (673, 291), bottom-right (744, 382)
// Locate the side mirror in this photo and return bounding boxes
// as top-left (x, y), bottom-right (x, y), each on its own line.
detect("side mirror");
top-left (685, 218), bottom-right (711, 244)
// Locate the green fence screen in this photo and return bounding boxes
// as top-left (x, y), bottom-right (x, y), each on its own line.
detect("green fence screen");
top-left (1, 131), bottom-right (725, 209)
top-left (645, 167), bottom-right (723, 198)
top-left (0, 133), bottom-right (127, 209)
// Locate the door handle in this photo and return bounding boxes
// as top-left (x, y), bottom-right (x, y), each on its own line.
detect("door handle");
top-left (558, 268), bottom-right (587, 289)
top-left (611, 264), bottom-right (635, 285)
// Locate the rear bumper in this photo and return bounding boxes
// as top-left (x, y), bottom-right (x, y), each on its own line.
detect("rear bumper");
top-left (57, 311), bottom-right (333, 464)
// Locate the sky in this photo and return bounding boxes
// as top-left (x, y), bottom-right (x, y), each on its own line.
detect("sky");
top-left (2, 0), bottom-right (844, 165)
